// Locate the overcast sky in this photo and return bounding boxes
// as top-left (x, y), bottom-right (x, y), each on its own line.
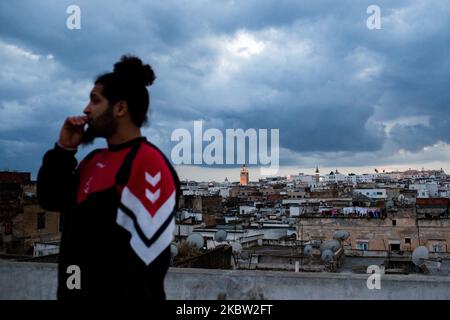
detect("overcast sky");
top-left (1, 0), bottom-right (450, 182)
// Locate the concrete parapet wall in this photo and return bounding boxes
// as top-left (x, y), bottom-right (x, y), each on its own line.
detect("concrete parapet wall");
top-left (1, 261), bottom-right (450, 300)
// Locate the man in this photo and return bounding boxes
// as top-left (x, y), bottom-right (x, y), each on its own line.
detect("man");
top-left (37, 55), bottom-right (179, 299)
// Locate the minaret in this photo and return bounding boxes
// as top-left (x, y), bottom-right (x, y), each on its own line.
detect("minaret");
top-left (240, 164), bottom-right (249, 186)
top-left (315, 165), bottom-right (320, 184)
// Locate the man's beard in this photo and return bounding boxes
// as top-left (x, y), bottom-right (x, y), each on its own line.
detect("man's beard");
top-left (81, 106), bottom-right (118, 146)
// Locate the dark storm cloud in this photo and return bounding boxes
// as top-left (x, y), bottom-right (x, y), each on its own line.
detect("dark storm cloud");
top-left (1, 0), bottom-right (450, 175)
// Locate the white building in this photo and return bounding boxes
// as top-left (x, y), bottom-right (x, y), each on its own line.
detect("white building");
top-left (179, 210), bottom-right (203, 222)
top-left (181, 184), bottom-right (210, 196)
top-left (439, 190), bottom-right (450, 198)
top-left (356, 174), bottom-right (375, 184)
top-left (289, 173), bottom-right (315, 184)
top-left (33, 242), bottom-right (59, 257)
top-left (219, 187), bottom-right (230, 198)
top-left (191, 228), bottom-right (265, 249)
top-left (409, 182), bottom-right (439, 198)
top-left (239, 205), bottom-right (257, 215)
top-left (386, 172), bottom-right (402, 180)
top-left (323, 170), bottom-right (347, 184)
top-left (353, 188), bottom-right (387, 199)
top-left (289, 206), bottom-right (300, 217)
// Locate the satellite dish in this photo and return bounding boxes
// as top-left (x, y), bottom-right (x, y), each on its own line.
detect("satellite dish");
top-left (320, 240), bottom-right (341, 252)
top-left (215, 230), bottom-right (227, 242)
top-left (412, 246), bottom-right (429, 266)
top-left (170, 243), bottom-right (178, 257)
top-left (186, 233), bottom-right (204, 249)
top-left (257, 239), bottom-right (263, 246)
top-left (333, 231), bottom-right (350, 241)
top-left (231, 242), bottom-right (242, 255)
top-left (321, 249), bottom-right (334, 262)
top-left (303, 244), bottom-right (313, 256)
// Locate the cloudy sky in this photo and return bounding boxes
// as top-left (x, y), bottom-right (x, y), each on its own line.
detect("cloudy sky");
top-left (1, 0), bottom-right (450, 182)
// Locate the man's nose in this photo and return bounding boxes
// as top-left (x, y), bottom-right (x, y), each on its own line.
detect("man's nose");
top-left (83, 104), bottom-right (91, 115)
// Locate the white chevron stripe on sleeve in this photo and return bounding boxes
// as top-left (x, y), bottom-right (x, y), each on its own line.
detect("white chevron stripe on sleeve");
top-left (116, 208), bottom-right (175, 265)
top-left (145, 171), bottom-right (161, 187)
top-left (121, 187), bottom-right (176, 240)
top-left (145, 188), bottom-right (160, 203)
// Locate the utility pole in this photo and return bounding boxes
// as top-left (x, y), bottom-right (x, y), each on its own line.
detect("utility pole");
top-left (416, 217), bottom-right (421, 246)
top-left (300, 222), bottom-right (303, 269)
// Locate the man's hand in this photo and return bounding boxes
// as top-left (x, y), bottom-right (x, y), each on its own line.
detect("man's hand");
top-left (58, 116), bottom-right (88, 149)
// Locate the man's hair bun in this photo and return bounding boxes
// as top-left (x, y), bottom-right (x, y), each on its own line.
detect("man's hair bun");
top-left (113, 55), bottom-right (156, 87)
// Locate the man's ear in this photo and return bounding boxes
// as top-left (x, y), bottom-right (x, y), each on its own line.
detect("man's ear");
top-left (114, 100), bottom-right (128, 117)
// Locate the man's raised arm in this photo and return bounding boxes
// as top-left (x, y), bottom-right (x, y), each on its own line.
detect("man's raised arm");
top-left (37, 116), bottom-right (87, 212)
top-left (37, 143), bottom-right (78, 212)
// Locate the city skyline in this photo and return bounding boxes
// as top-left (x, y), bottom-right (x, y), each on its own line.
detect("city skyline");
top-left (154, 163), bottom-right (449, 183)
top-left (2, 163), bottom-right (448, 183)
top-left (1, 1), bottom-right (450, 182)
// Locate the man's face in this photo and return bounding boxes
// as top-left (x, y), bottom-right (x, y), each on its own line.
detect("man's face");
top-left (82, 84), bottom-right (118, 145)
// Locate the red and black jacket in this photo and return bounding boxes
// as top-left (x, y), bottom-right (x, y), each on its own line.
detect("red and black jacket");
top-left (37, 136), bottom-right (180, 299)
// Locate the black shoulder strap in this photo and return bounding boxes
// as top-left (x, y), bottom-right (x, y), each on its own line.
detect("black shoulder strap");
top-left (115, 141), bottom-right (142, 187)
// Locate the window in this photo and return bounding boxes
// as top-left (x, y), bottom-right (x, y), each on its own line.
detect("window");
top-left (432, 244), bottom-right (444, 253)
top-left (356, 242), bottom-right (368, 251)
top-left (377, 192), bottom-right (383, 195)
top-left (405, 238), bottom-right (411, 244)
top-left (37, 212), bottom-right (46, 230)
top-left (392, 220), bottom-right (396, 226)
top-left (390, 243), bottom-right (400, 251)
